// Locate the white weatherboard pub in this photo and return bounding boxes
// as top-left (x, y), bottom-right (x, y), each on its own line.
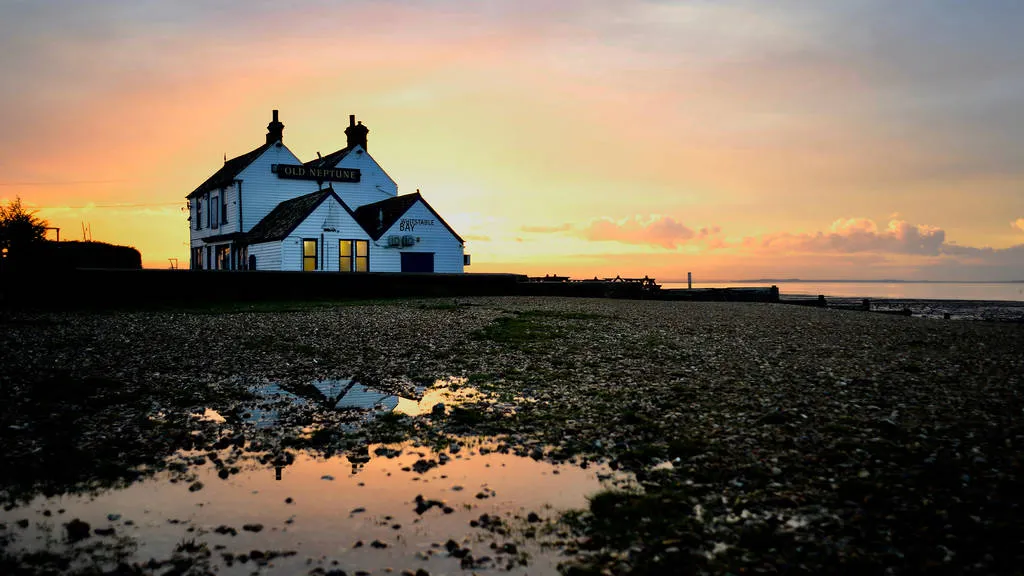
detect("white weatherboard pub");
top-left (187, 111), bottom-right (466, 273)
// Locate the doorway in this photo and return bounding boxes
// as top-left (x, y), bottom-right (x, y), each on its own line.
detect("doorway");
top-left (400, 252), bottom-right (434, 273)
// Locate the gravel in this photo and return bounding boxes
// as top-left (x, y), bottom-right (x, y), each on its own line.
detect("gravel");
top-left (2, 296), bottom-right (1023, 574)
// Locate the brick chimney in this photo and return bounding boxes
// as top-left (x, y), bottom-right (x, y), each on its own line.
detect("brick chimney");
top-left (345, 114), bottom-right (369, 150)
top-left (266, 109), bottom-right (284, 144)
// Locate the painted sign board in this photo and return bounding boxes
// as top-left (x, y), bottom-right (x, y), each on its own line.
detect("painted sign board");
top-left (273, 164), bottom-right (361, 183)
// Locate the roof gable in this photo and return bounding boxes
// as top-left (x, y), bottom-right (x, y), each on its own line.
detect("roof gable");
top-left (352, 194), bottom-right (420, 240)
top-left (247, 188), bottom-right (355, 244)
top-left (187, 143), bottom-right (271, 199)
top-left (304, 145), bottom-right (398, 194)
top-left (353, 193), bottom-right (464, 244)
top-left (304, 146), bottom-right (354, 169)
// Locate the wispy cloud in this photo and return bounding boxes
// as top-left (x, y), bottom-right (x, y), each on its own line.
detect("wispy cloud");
top-left (521, 223), bottom-right (573, 233)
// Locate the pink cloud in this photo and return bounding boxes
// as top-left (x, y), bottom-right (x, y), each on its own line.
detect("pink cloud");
top-left (756, 218), bottom-right (946, 255)
top-left (582, 216), bottom-right (717, 249)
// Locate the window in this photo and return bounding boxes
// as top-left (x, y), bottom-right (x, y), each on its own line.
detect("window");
top-left (195, 200), bottom-right (202, 230)
top-left (339, 239), bottom-right (351, 272)
top-left (355, 239), bottom-right (368, 272)
top-left (339, 239), bottom-right (369, 272)
top-left (215, 245), bottom-right (230, 270)
top-left (191, 247), bottom-right (203, 269)
top-left (211, 195), bottom-right (219, 230)
top-left (302, 239), bottom-right (318, 271)
top-left (221, 192), bottom-right (228, 224)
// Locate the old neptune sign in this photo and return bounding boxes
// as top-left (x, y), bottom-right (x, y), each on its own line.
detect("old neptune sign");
top-left (273, 164), bottom-right (361, 183)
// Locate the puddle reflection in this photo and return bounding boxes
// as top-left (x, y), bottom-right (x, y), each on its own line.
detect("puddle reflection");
top-left (0, 378), bottom-right (614, 573)
top-left (0, 439), bottom-right (634, 575)
top-left (244, 377), bottom-right (494, 428)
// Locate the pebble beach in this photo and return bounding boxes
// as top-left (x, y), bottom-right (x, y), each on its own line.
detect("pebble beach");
top-left (1, 296), bottom-right (1023, 574)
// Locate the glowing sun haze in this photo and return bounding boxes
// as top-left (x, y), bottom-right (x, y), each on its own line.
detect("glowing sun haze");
top-left (2, 0), bottom-right (1023, 280)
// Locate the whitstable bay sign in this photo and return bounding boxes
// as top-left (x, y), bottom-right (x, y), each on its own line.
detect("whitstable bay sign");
top-left (272, 164), bottom-right (361, 183)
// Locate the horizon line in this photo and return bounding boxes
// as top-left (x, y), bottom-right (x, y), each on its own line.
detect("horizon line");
top-left (663, 278), bottom-right (1024, 284)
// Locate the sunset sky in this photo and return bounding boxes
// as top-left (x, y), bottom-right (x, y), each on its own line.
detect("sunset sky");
top-left (2, 0), bottom-right (1023, 280)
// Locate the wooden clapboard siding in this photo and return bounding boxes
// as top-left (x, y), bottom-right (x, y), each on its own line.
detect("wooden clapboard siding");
top-left (237, 145), bottom-right (321, 234)
top-left (248, 242), bottom-right (281, 271)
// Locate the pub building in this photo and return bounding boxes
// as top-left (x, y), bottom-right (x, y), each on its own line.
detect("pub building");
top-left (187, 111), bottom-right (466, 273)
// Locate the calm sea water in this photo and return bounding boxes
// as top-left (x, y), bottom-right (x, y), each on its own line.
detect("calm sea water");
top-left (660, 281), bottom-right (1024, 302)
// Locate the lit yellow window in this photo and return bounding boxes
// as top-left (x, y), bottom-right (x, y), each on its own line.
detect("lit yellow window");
top-left (339, 240), bottom-right (352, 272)
top-left (303, 239), bottom-right (318, 271)
top-left (355, 240), bottom-right (369, 272)
top-left (340, 239), bottom-right (368, 272)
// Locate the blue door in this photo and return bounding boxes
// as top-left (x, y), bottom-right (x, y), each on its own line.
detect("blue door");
top-left (400, 252), bottom-right (434, 273)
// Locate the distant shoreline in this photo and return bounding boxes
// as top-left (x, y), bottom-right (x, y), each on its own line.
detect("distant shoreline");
top-left (668, 279), bottom-right (1024, 284)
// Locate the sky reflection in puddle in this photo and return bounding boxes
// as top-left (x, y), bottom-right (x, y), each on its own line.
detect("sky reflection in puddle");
top-left (0, 440), bottom-right (633, 575)
top-left (242, 377), bottom-right (494, 427)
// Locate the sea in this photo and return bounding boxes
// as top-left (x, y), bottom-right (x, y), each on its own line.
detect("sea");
top-left (658, 281), bottom-right (1024, 322)
top-left (660, 281), bottom-right (1024, 301)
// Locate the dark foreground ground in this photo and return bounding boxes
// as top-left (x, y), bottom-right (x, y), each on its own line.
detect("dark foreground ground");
top-left (1, 297), bottom-right (1023, 575)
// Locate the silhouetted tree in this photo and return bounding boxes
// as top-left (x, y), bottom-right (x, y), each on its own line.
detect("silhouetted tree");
top-left (0, 197), bottom-right (48, 264)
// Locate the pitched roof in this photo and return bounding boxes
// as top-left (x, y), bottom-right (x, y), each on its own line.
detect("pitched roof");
top-left (352, 192), bottom-right (464, 244)
top-left (187, 143), bottom-right (270, 199)
top-left (304, 146), bottom-right (354, 169)
top-left (352, 193), bottom-right (421, 240)
top-left (246, 188), bottom-right (349, 244)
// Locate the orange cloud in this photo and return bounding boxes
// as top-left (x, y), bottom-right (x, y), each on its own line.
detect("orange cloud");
top-left (582, 216), bottom-right (719, 249)
top-left (1013, 218), bottom-right (1024, 233)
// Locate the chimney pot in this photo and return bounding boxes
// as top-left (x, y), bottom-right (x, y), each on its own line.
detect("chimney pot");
top-left (266, 110), bottom-right (285, 144)
top-left (344, 114), bottom-right (369, 150)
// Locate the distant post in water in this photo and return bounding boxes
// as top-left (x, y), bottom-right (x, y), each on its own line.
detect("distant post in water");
top-left (688, 272), bottom-right (692, 289)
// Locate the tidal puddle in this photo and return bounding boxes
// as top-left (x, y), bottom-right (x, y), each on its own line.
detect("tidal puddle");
top-left (0, 439), bottom-right (633, 574)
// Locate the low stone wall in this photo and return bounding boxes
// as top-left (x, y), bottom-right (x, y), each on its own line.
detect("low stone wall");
top-left (660, 286), bottom-right (780, 302)
top-left (0, 269), bottom-right (527, 307)
top-left (1, 269), bottom-right (782, 308)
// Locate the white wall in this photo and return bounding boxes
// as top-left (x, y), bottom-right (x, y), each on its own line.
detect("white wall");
top-left (189, 181), bottom-right (238, 243)
top-left (237, 144), bottom-right (322, 233)
top-left (375, 200), bottom-right (464, 273)
top-left (189, 142), bottom-right (314, 251)
top-left (280, 197), bottom-right (374, 271)
top-left (248, 242), bottom-right (281, 271)
top-left (330, 146), bottom-right (398, 209)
